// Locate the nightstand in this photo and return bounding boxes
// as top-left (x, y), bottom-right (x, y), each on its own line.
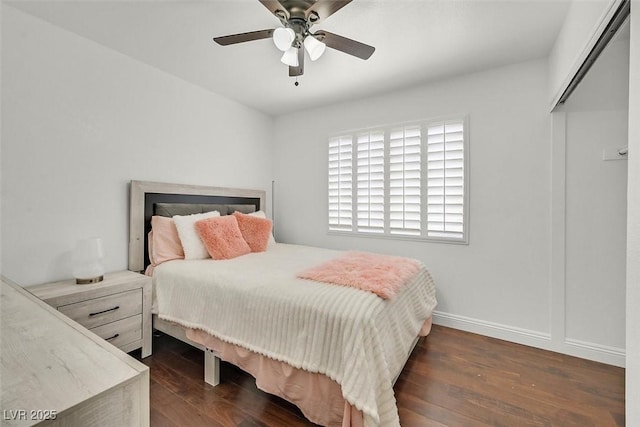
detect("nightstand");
top-left (29, 270), bottom-right (152, 358)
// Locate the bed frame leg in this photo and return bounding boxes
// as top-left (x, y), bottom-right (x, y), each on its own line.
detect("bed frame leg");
top-left (204, 348), bottom-right (220, 387)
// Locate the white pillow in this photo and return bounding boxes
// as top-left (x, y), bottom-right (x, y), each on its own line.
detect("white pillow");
top-left (248, 210), bottom-right (276, 247)
top-left (173, 210), bottom-right (221, 259)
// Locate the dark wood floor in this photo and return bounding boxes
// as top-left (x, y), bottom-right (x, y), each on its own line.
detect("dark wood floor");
top-left (135, 325), bottom-right (625, 426)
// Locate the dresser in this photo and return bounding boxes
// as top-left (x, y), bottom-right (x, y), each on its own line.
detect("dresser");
top-left (28, 271), bottom-right (152, 358)
top-left (0, 277), bottom-right (149, 426)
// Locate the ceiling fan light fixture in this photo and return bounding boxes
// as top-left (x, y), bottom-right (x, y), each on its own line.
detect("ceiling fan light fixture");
top-left (214, 0), bottom-right (376, 79)
top-left (281, 46), bottom-right (299, 67)
top-left (304, 35), bottom-right (326, 61)
top-left (273, 27), bottom-right (295, 51)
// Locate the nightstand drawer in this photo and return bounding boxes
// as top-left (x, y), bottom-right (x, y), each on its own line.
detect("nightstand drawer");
top-left (58, 289), bottom-right (142, 329)
top-left (91, 314), bottom-right (142, 349)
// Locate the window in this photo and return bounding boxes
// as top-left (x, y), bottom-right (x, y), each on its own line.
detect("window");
top-left (356, 131), bottom-right (385, 233)
top-left (328, 117), bottom-right (468, 243)
top-left (328, 135), bottom-right (353, 232)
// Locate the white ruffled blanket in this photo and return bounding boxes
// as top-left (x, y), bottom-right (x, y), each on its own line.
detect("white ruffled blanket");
top-left (153, 244), bottom-right (437, 426)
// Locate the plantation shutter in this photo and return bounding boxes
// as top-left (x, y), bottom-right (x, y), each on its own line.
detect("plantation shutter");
top-left (389, 126), bottom-right (422, 236)
top-left (426, 120), bottom-right (465, 239)
top-left (356, 131), bottom-right (385, 233)
top-left (328, 117), bottom-right (467, 242)
top-left (328, 135), bottom-right (353, 231)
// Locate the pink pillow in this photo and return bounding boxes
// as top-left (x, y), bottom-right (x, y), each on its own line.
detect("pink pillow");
top-left (195, 215), bottom-right (251, 260)
top-left (149, 216), bottom-right (184, 266)
top-left (233, 212), bottom-right (273, 252)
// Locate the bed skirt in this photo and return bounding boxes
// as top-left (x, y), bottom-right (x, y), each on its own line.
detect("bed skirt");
top-left (185, 316), bottom-right (433, 427)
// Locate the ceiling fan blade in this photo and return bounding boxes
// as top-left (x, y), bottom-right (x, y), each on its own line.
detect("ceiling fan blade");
top-left (289, 46), bottom-right (304, 77)
top-left (213, 29), bottom-right (275, 46)
top-left (258, 0), bottom-right (289, 20)
top-left (316, 31), bottom-right (375, 60)
top-left (305, 0), bottom-right (352, 25)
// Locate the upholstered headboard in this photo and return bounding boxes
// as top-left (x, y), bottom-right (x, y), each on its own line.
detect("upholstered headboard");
top-left (128, 180), bottom-right (266, 272)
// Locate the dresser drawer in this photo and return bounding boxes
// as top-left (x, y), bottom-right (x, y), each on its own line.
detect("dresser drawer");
top-left (58, 289), bottom-right (142, 329)
top-left (90, 314), bottom-right (142, 349)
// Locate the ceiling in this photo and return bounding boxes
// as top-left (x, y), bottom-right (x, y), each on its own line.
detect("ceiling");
top-left (6, 0), bottom-right (572, 116)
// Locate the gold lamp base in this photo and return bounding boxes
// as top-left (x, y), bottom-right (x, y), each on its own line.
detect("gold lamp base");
top-left (75, 276), bottom-right (104, 285)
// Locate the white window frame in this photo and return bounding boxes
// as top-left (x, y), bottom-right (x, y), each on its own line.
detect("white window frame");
top-left (327, 116), bottom-right (470, 244)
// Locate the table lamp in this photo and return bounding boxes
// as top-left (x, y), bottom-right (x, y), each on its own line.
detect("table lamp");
top-left (72, 237), bottom-right (105, 284)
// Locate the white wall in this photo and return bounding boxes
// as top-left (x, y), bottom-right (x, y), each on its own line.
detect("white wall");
top-left (1, 6), bottom-right (274, 286)
top-left (274, 59), bottom-right (554, 346)
top-left (560, 37), bottom-right (629, 353)
top-left (0, 2), bottom-right (4, 277)
top-left (626, 1), bottom-right (640, 423)
top-left (548, 0), bottom-right (620, 107)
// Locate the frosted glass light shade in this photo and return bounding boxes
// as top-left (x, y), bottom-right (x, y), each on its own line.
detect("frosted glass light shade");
top-left (72, 237), bottom-right (105, 284)
top-left (304, 35), bottom-right (326, 61)
top-left (281, 46), bottom-right (299, 67)
top-left (273, 27), bottom-right (295, 51)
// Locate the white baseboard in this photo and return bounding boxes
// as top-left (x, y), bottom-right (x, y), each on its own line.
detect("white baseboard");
top-left (432, 310), bottom-right (552, 347)
top-left (564, 338), bottom-right (626, 367)
top-left (432, 311), bottom-right (625, 368)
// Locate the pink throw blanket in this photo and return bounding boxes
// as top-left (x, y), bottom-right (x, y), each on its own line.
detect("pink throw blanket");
top-left (297, 251), bottom-right (421, 299)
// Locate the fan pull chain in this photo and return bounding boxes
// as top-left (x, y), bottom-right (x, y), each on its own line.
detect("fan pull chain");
top-left (294, 77), bottom-right (299, 87)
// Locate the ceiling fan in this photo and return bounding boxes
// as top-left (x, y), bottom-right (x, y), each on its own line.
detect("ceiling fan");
top-left (213, 0), bottom-right (375, 80)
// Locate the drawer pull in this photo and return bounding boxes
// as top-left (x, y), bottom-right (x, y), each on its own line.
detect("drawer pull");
top-left (105, 333), bottom-right (120, 341)
top-left (88, 306), bottom-right (120, 317)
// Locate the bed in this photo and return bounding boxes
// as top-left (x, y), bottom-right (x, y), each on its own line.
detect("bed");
top-left (128, 180), bottom-right (437, 427)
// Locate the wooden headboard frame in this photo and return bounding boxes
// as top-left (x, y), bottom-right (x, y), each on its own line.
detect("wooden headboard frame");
top-left (128, 180), bottom-right (266, 273)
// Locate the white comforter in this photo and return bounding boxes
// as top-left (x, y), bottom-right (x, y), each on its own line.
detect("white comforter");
top-left (153, 244), bottom-right (437, 427)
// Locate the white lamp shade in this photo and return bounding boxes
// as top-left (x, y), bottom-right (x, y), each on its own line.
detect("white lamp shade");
top-left (72, 237), bottom-right (105, 282)
top-left (273, 27), bottom-right (295, 52)
top-left (304, 35), bottom-right (326, 61)
top-left (281, 46), bottom-right (299, 67)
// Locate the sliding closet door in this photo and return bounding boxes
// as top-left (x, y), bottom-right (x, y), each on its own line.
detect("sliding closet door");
top-left (561, 25), bottom-right (629, 357)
